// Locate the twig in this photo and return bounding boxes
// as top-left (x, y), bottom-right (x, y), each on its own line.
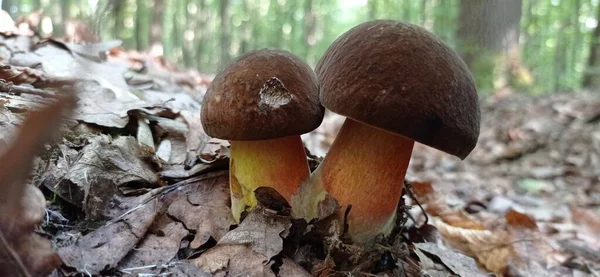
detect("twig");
top-left (403, 181), bottom-right (428, 226)
top-left (0, 80), bottom-right (57, 98)
top-left (342, 204), bottom-right (352, 237)
top-left (103, 170), bottom-right (227, 227)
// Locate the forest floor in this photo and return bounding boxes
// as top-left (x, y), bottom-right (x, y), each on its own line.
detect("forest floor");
top-left (0, 16), bottom-right (599, 277)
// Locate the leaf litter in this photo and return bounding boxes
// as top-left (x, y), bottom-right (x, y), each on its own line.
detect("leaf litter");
top-left (0, 11), bottom-right (599, 277)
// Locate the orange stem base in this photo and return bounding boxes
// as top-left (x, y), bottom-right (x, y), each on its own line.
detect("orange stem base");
top-left (307, 119), bottom-right (414, 243)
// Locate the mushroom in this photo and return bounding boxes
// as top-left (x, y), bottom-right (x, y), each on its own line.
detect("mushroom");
top-left (293, 20), bottom-right (480, 243)
top-left (201, 48), bottom-right (324, 222)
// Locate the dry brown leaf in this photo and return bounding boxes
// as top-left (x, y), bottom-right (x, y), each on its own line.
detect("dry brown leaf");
top-left (58, 193), bottom-right (159, 275)
top-left (410, 181), bottom-right (485, 230)
top-left (0, 92), bottom-right (76, 277)
top-left (42, 135), bottom-right (158, 219)
top-left (117, 216), bottom-right (189, 270)
top-left (218, 205), bottom-right (292, 260)
top-left (415, 242), bottom-right (489, 277)
top-left (571, 207), bottom-right (600, 236)
top-left (505, 209), bottom-right (538, 229)
top-left (167, 174), bottom-right (234, 248)
top-left (192, 244), bottom-right (275, 277)
top-left (431, 217), bottom-right (513, 274)
top-left (279, 258), bottom-right (312, 277)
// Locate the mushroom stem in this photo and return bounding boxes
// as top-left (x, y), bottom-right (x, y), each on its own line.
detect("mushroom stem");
top-left (229, 135), bottom-right (310, 222)
top-left (301, 118), bottom-right (414, 243)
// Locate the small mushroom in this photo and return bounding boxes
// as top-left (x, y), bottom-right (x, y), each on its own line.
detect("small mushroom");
top-left (293, 20), bottom-right (481, 243)
top-left (201, 48), bottom-right (324, 222)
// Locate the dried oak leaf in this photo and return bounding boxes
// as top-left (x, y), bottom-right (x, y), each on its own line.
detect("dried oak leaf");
top-left (167, 173), bottom-right (234, 248)
top-left (71, 80), bottom-right (162, 128)
top-left (46, 135), bottom-right (158, 220)
top-left (193, 244), bottom-right (275, 277)
top-left (58, 192), bottom-right (159, 275)
top-left (415, 242), bottom-right (488, 277)
top-left (218, 205), bottom-right (292, 260)
top-left (571, 207), bottom-right (600, 242)
top-left (193, 205), bottom-right (301, 276)
top-left (431, 217), bottom-right (513, 274)
top-left (117, 215), bottom-right (189, 271)
top-left (505, 209), bottom-right (538, 230)
top-left (412, 181), bottom-right (485, 230)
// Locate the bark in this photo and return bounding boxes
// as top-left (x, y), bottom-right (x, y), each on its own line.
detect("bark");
top-left (583, 3), bottom-right (600, 88)
top-left (2, 0), bottom-right (12, 11)
top-left (135, 0), bottom-right (145, 51)
top-left (149, 0), bottom-right (165, 55)
top-left (457, 0), bottom-right (525, 90)
top-left (219, 0), bottom-right (230, 70)
top-left (111, 0), bottom-right (124, 38)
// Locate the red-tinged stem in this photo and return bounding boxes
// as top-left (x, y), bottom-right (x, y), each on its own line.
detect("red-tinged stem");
top-left (295, 119), bottom-right (414, 243)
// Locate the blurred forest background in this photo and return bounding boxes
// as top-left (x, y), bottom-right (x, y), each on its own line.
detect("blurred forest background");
top-left (2, 0), bottom-right (600, 94)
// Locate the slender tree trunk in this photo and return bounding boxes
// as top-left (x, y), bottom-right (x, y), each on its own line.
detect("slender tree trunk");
top-left (195, 0), bottom-right (206, 69)
top-left (583, 3), bottom-right (600, 88)
top-left (2, 0), bottom-right (13, 12)
top-left (111, 0), bottom-right (124, 39)
top-left (420, 0), bottom-right (427, 26)
top-left (367, 0), bottom-right (377, 20)
top-left (402, 0), bottom-right (411, 22)
top-left (219, 0), bottom-right (230, 70)
top-left (457, 0), bottom-right (525, 90)
top-left (183, 0), bottom-right (194, 68)
top-left (569, 0), bottom-right (581, 70)
top-left (239, 0), bottom-right (251, 54)
top-left (135, 0), bottom-right (145, 51)
top-left (303, 0), bottom-right (316, 61)
top-left (149, 0), bottom-right (165, 56)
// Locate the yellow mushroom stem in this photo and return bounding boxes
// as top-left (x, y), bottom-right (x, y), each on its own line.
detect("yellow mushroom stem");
top-left (229, 135), bottom-right (310, 222)
top-left (302, 118), bottom-right (414, 243)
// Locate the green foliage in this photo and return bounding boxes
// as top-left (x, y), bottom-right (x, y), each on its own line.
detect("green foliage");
top-left (2, 0), bottom-right (599, 94)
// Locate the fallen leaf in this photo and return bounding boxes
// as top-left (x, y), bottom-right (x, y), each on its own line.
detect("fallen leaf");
top-left (192, 244), bottom-right (275, 277)
top-left (166, 173), bottom-right (234, 248)
top-left (506, 209), bottom-right (538, 229)
top-left (571, 207), bottom-right (600, 239)
top-left (431, 217), bottom-right (513, 274)
top-left (117, 216), bottom-right (188, 270)
top-left (58, 193), bottom-right (159, 275)
top-left (278, 258), bottom-right (312, 277)
top-left (57, 135), bottom-right (158, 220)
top-left (218, 205), bottom-right (292, 260)
top-left (71, 80), bottom-right (161, 128)
top-left (415, 242), bottom-right (488, 277)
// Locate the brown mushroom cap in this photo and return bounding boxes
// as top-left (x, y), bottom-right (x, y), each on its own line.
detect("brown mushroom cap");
top-left (316, 20), bottom-right (480, 159)
top-left (201, 49), bottom-right (324, 141)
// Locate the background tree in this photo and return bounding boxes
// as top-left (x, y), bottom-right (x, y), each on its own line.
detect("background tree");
top-left (1, 0), bottom-right (598, 95)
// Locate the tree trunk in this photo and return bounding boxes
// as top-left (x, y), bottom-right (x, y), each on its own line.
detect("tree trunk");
top-left (367, 0), bottom-right (377, 20)
top-left (303, 0), bottom-right (316, 61)
top-left (457, 0), bottom-right (525, 91)
top-left (239, 0), bottom-right (251, 54)
top-left (218, 0), bottom-right (230, 70)
top-left (2, 0), bottom-right (13, 12)
top-left (111, 0), bottom-right (125, 38)
top-left (149, 0), bottom-right (165, 56)
top-left (135, 0), bottom-right (145, 51)
top-left (583, 3), bottom-right (600, 88)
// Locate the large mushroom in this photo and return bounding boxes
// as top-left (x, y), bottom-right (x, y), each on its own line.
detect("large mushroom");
top-left (201, 48), bottom-right (324, 222)
top-left (293, 20), bottom-right (480, 243)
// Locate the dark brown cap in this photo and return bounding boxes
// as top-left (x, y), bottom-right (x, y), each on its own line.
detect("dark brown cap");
top-left (316, 20), bottom-right (480, 159)
top-left (201, 49), bottom-right (324, 141)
